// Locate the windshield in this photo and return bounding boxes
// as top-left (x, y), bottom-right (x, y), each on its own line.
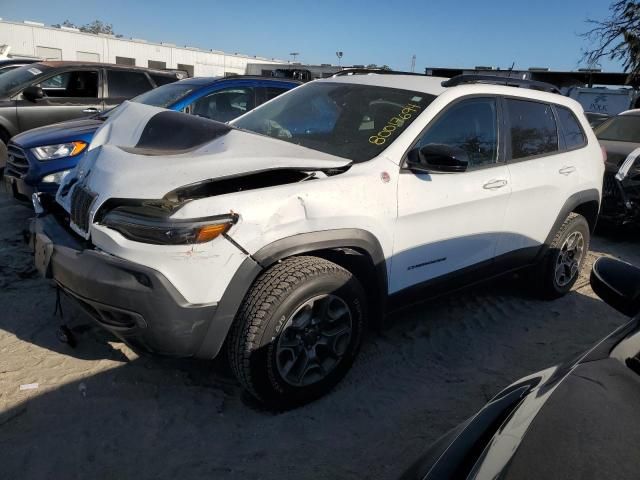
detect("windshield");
top-left (98, 82), bottom-right (200, 119)
top-left (0, 63), bottom-right (50, 97)
top-left (596, 115), bottom-right (640, 143)
top-left (232, 82), bottom-right (436, 162)
top-left (131, 82), bottom-right (199, 108)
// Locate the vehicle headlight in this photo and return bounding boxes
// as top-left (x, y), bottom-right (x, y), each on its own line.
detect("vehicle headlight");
top-left (42, 169), bottom-right (72, 183)
top-left (101, 206), bottom-right (238, 245)
top-left (31, 141), bottom-right (87, 161)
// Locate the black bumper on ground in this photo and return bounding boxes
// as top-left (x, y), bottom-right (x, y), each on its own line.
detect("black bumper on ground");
top-left (30, 214), bottom-right (222, 358)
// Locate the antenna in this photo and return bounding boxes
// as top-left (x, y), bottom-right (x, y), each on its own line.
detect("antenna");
top-left (289, 52), bottom-right (299, 62)
top-left (410, 54), bottom-right (416, 73)
top-left (506, 61), bottom-right (515, 79)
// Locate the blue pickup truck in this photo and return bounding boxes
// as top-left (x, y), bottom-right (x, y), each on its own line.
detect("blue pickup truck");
top-left (5, 76), bottom-right (300, 202)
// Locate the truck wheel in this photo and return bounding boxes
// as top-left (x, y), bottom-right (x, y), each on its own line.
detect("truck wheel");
top-left (537, 213), bottom-right (590, 299)
top-left (228, 255), bottom-right (366, 408)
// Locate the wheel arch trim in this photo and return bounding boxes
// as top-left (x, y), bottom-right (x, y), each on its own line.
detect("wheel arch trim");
top-left (195, 229), bottom-right (388, 359)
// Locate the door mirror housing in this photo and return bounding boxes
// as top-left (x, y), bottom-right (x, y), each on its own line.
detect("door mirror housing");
top-left (23, 85), bottom-right (44, 102)
top-left (591, 257), bottom-right (640, 317)
top-left (406, 144), bottom-right (469, 173)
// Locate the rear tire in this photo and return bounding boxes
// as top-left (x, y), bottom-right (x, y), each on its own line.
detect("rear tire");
top-left (227, 255), bottom-right (366, 408)
top-left (536, 212), bottom-right (590, 299)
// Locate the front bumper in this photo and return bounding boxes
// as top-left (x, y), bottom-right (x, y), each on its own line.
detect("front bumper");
top-left (30, 214), bottom-right (220, 357)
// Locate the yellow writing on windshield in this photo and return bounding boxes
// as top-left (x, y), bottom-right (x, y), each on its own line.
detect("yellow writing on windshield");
top-left (369, 103), bottom-right (422, 146)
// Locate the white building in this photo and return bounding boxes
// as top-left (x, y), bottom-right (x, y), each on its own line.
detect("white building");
top-left (0, 19), bottom-right (286, 77)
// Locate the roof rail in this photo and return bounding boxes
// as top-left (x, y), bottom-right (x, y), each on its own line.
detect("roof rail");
top-left (441, 74), bottom-right (560, 94)
top-left (333, 68), bottom-right (424, 77)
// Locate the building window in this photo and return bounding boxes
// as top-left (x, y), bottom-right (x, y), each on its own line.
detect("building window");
top-left (77, 51), bottom-right (100, 62)
top-left (148, 60), bottom-right (167, 70)
top-left (115, 56), bottom-right (135, 66)
top-left (177, 63), bottom-right (194, 77)
top-left (36, 46), bottom-right (62, 60)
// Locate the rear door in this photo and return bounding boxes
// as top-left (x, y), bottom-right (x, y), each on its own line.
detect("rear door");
top-left (16, 68), bottom-right (102, 132)
top-left (104, 69), bottom-right (155, 110)
top-left (495, 98), bottom-right (580, 264)
top-left (391, 96), bottom-right (511, 293)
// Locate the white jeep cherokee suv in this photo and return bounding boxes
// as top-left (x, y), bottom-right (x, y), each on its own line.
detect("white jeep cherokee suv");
top-left (31, 73), bottom-right (604, 407)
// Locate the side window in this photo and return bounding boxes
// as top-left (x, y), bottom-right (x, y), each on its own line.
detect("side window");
top-left (556, 106), bottom-right (586, 149)
top-left (418, 97), bottom-right (498, 167)
top-left (256, 86), bottom-right (290, 106)
top-left (38, 70), bottom-right (98, 98)
top-left (189, 88), bottom-right (254, 122)
top-left (108, 70), bottom-right (153, 99)
top-left (506, 99), bottom-right (558, 160)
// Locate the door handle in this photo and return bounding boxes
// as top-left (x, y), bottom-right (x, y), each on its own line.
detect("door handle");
top-left (559, 166), bottom-right (576, 176)
top-left (483, 179), bottom-right (508, 190)
top-left (82, 107), bottom-right (100, 113)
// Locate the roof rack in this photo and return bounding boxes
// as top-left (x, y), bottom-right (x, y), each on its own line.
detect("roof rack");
top-left (441, 74), bottom-right (560, 94)
top-left (333, 68), bottom-right (425, 77)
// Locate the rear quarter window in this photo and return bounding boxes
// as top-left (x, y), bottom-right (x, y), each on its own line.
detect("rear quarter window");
top-left (557, 106), bottom-right (587, 149)
top-left (506, 99), bottom-right (559, 160)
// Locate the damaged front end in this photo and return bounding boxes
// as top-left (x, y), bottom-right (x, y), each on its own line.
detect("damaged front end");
top-left (34, 102), bottom-right (356, 358)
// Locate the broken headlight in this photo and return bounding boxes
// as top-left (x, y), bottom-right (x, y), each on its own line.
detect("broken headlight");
top-left (101, 206), bottom-right (238, 245)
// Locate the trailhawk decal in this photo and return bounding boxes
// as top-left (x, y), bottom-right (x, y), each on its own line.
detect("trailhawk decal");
top-left (369, 103), bottom-right (423, 146)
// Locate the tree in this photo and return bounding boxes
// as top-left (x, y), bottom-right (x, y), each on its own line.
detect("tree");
top-left (52, 19), bottom-right (117, 35)
top-left (582, 1), bottom-right (640, 80)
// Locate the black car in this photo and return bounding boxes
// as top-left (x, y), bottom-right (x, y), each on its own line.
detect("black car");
top-left (0, 61), bottom-right (186, 174)
top-left (585, 111), bottom-right (610, 129)
top-left (402, 256), bottom-right (640, 480)
top-left (595, 111), bottom-right (640, 226)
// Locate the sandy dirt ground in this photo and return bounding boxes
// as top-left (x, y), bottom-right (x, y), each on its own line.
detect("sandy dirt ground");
top-left (1, 185), bottom-right (639, 480)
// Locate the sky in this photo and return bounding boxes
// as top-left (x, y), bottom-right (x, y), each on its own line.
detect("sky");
top-left (1, 0), bottom-right (624, 72)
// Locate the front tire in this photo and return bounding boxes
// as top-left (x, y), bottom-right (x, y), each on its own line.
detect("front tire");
top-left (537, 212), bottom-right (590, 299)
top-left (227, 256), bottom-right (366, 408)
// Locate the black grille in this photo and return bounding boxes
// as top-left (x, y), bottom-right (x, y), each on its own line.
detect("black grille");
top-left (70, 185), bottom-right (97, 233)
top-left (5, 143), bottom-right (29, 178)
top-left (603, 172), bottom-right (622, 200)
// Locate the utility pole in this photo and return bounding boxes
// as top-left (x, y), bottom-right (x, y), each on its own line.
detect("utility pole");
top-left (289, 52), bottom-right (299, 63)
top-left (411, 54), bottom-right (416, 73)
top-left (336, 51), bottom-right (343, 67)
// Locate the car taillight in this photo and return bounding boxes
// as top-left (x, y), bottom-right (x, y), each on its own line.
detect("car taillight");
top-left (601, 145), bottom-right (608, 164)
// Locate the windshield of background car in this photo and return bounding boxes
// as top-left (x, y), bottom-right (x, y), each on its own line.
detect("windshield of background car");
top-left (0, 63), bottom-right (51, 97)
top-left (131, 82), bottom-right (199, 108)
top-left (98, 82), bottom-right (200, 120)
top-left (232, 82), bottom-right (436, 162)
top-left (595, 115), bottom-right (640, 143)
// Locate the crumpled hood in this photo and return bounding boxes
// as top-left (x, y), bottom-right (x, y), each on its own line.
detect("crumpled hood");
top-left (56, 101), bottom-right (350, 219)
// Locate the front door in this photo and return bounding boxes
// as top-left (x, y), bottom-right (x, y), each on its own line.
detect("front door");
top-left (391, 97), bottom-right (511, 294)
top-left (16, 69), bottom-right (102, 132)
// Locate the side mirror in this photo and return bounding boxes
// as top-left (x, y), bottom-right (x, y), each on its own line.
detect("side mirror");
top-left (591, 257), bottom-right (640, 317)
top-left (406, 143), bottom-right (469, 173)
top-left (23, 85), bottom-right (44, 102)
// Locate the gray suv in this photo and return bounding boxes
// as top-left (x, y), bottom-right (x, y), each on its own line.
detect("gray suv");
top-left (0, 61), bottom-right (186, 173)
